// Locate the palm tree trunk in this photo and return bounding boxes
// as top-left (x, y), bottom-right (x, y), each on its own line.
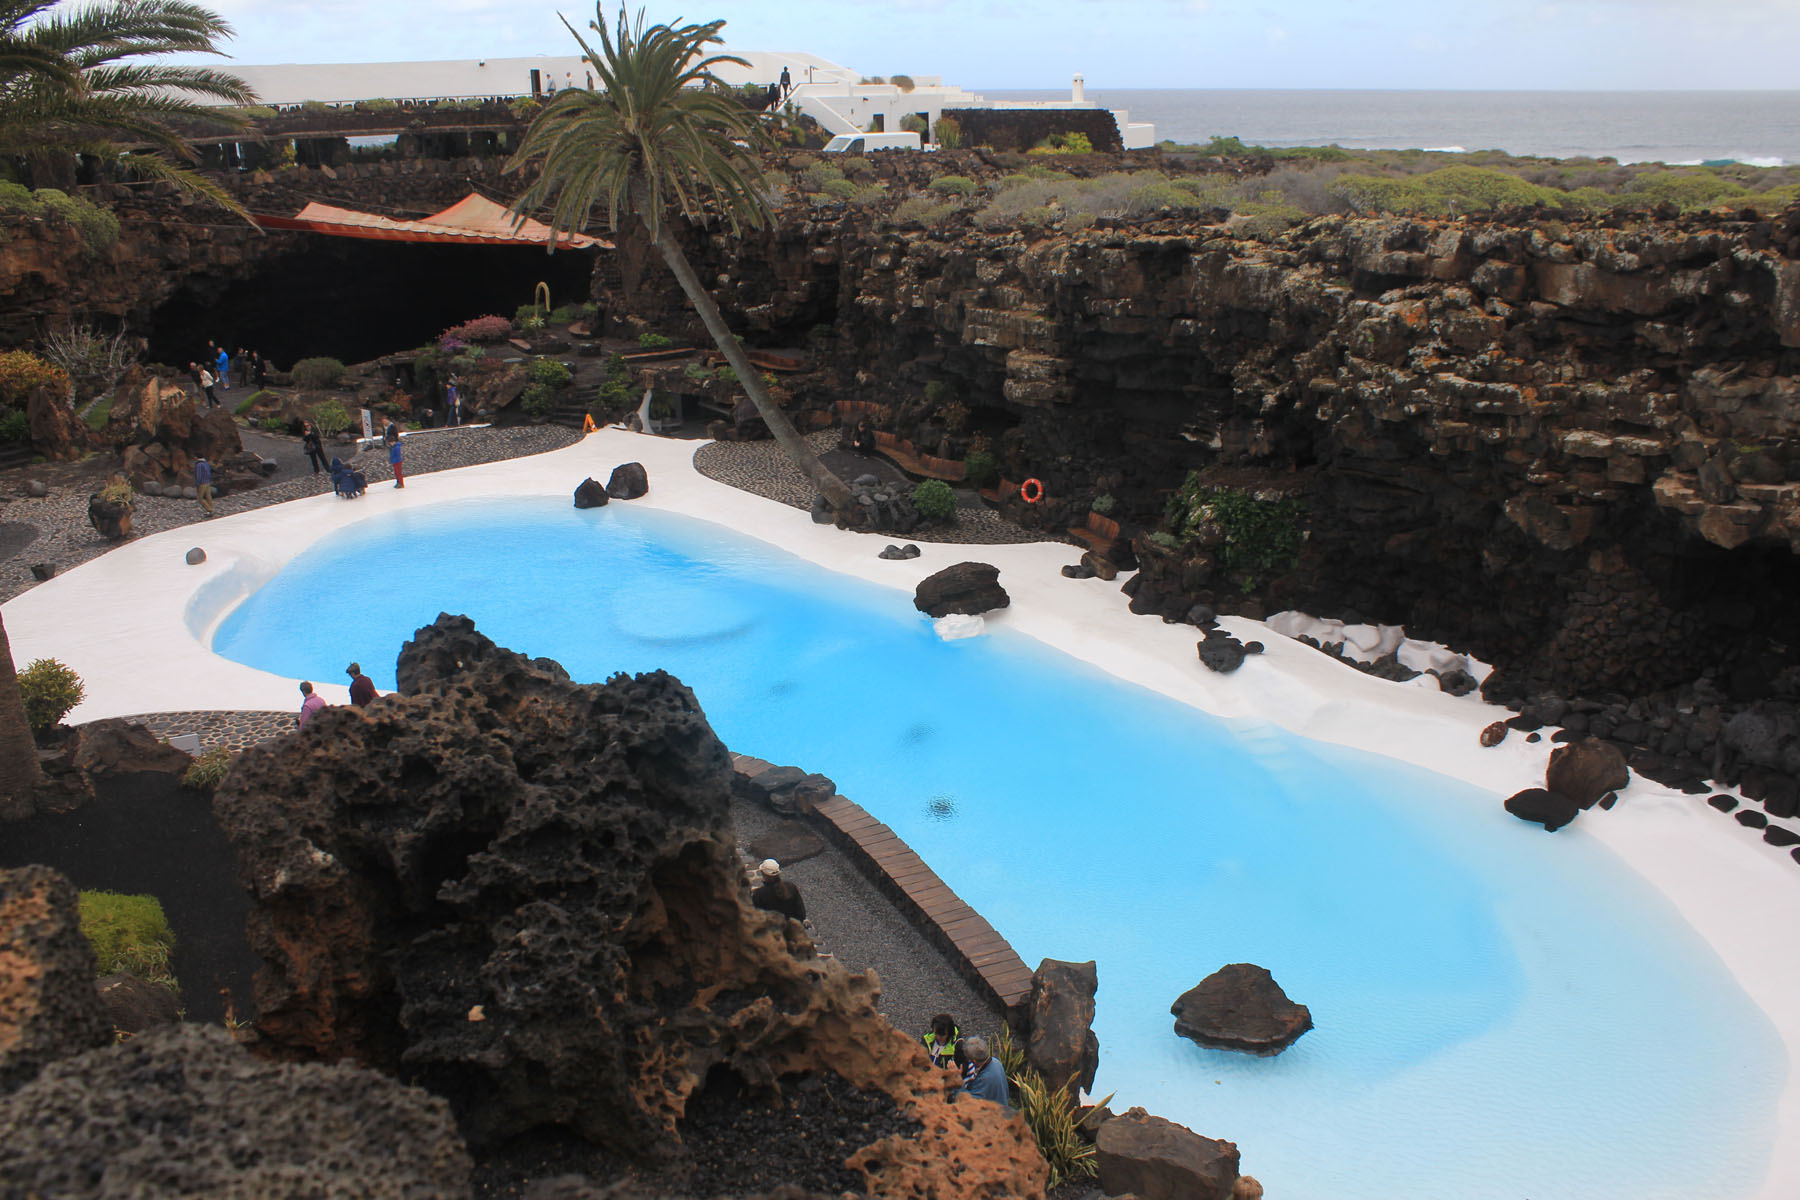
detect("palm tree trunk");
top-left (0, 611), bottom-right (43, 819)
top-left (643, 215), bottom-right (855, 516)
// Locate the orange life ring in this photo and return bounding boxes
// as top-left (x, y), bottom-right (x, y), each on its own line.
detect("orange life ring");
top-left (1020, 478), bottom-right (1044, 504)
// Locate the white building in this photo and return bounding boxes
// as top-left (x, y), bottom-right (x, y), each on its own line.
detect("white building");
top-left (217, 53), bottom-right (1155, 150)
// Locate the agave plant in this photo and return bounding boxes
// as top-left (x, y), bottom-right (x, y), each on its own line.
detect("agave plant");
top-left (995, 1023), bottom-right (1116, 1187)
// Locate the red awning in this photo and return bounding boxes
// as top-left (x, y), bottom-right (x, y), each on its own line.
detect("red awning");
top-left (255, 192), bottom-right (608, 249)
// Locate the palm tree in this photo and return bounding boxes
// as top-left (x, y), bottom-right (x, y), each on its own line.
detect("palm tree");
top-left (0, 611), bottom-right (43, 819)
top-left (0, 0), bottom-right (255, 217)
top-left (506, 6), bottom-right (854, 517)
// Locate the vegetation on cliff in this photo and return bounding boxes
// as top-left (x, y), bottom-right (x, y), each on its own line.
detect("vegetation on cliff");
top-left (506, 4), bottom-right (855, 516)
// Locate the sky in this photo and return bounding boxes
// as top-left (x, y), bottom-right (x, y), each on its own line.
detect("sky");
top-left (185, 0), bottom-right (1800, 90)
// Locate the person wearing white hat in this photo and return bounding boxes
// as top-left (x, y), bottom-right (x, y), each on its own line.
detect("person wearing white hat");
top-left (751, 858), bottom-right (806, 922)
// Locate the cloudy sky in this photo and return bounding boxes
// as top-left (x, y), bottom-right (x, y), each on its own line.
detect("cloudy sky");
top-left (192, 0), bottom-right (1800, 90)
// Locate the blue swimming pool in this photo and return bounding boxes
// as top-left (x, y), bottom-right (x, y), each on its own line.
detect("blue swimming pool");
top-left (214, 498), bottom-right (1784, 1199)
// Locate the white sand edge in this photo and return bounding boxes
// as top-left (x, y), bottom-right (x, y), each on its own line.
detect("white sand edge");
top-left (8, 428), bottom-right (1796, 1196)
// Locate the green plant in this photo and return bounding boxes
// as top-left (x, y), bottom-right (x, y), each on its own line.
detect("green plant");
top-left (1091, 492), bottom-right (1115, 515)
top-left (578, 301), bottom-right (600, 322)
top-left (257, 415), bottom-right (286, 432)
top-left (528, 358), bottom-right (573, 388)
top-left (1029, 131), bottom-right (1093, 156)
top-left (923, 380), bottom-right (950, 405)
top-left (0, 350), bottom-right (70, 409)
top-left (291, 356), bottom-right (346, 390)
top-left (18, 657), bottom-right (84, 733)
top-left (362, 97), bottom-right (398, 112)
top-left (514, 302), bottom-right (542, 325)
top-left (891, 197), bottom-right (957, 226)
top-left (994, 1025), bottom-right (1111, 1188)
top-left (97, 477), bottom-right (132, 506)
top-left (939, 400), bottom-right (968, 434)
top-left (1166, 475), bottom-right (1307, 586)
top-left (890, 74), bottom-right (915, 92)
top-left (911, 479), bottom-right (956, 522)
top-left (927, 174), bottom-right (977, 197)
top-left (932, 116), bottom-right (962, 149)
top-left (683, 361), bottom-right (712, 381)
top-left (963, 448), bottom-right (998, 488)
top-left (637, 332), bottom-right (673, 350)
top-left (714, 365), bottom-right (738, 384)
top-left (1147, 530), bottom-right (1179, 551)
top-left (548, 305), bottom-right (578, 323)
top-left (0, 409), bottom-right (28, 443)
top-left (822, 177), bottom-right (858, 201)
top-left (232, 393), bottom-right (258, 417)
top-left (77, 891), bottom-right (178, 995)
top-left (311, 399), bottom-right (351, 437)
top-left (180, 746), bottom-right (234, 791)
top-left (899, 113), bottom-right (927, 135)
top-left (520, 381), bottom-right (557, 418)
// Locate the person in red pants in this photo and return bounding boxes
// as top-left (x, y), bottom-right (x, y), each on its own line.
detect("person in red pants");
top-left (389, 432), bottom-right (404, 487)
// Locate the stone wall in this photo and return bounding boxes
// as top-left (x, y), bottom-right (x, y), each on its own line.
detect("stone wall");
top-left (941, 108), bottom-right (1123, 152)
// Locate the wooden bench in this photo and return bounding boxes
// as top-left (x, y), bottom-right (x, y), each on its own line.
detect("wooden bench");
top-left (872, 431), bottom-right (966, 484)
top-left (732, 754), bottom-right (1034, 1019)
top-left (1068, 511), bottom-right (1122, 558)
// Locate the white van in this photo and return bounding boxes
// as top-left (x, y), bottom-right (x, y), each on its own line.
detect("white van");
top-left (823, 131), bottom-right (923, 153)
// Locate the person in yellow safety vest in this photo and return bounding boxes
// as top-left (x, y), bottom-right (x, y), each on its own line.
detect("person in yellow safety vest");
top-left (922, 1013), bottom-right (962, 1070)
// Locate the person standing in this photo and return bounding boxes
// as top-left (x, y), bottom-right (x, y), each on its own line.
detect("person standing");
top-left (252, 351), bottom-right (268, 389)
top-left (297, 681), bottom-right (325, 729)
top-left (779, 65), bottom-right (791, 98)
top-left (388, 430), bottom-right (404, 488)
top-left (751, 859), bottom-right (806, 921)
top-left (446, 374), bottom-right (461, 426)
top-left (215, 345), bottom-right (230, 390)
top-left (346, 662), bottom-right (376, 707)
top-left (194, 456), bottom-right (214, 517)
top-left (302, 421), bottom-right (328, 475)
top-left (234, 347), bottom-right (250, 388)
top-left (197, 364), bottom-right (218, 408)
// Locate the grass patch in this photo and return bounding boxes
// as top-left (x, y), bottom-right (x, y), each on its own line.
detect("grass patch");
top-left (82, 393), bottom-right (114, 430)
top-left (78, 890), bottom-right (178, 994)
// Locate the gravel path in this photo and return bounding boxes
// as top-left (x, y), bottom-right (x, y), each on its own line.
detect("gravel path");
top-left (694, 429), bottom-right (1057, 546)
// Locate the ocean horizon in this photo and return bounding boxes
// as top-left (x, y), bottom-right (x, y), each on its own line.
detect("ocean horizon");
top-left (978, 88), bottom-right (1800, 166)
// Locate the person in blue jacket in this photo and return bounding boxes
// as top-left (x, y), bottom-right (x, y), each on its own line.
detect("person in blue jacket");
top-left (388, 430), bottom-right (404, 487)
top-left (214, 345), bottom-right (230, 390)
top-left (954, 1036), bottom-right (1011, 1107)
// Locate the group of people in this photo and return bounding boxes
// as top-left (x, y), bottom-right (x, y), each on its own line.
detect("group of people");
top-left (296, 663), bottom-right (378, 729)
top-left (922, 1013), bottom-right (1012, 1107)
top-left (188, 341), bottom-right (269, 409)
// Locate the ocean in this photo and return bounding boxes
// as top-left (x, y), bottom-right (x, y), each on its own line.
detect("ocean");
top-left (979, 89), bottom-right (1800, 166)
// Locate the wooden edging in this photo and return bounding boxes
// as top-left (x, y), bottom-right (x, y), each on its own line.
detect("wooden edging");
top-left (732, 754), bottom-right (1034, 1020)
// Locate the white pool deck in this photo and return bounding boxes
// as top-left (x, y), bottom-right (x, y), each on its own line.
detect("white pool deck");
top-left (7, 427), bottom-right (1798, 1196)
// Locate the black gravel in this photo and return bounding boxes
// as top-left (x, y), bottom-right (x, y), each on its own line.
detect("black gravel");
top-left (676, 1069), bottom-right (918, 1197)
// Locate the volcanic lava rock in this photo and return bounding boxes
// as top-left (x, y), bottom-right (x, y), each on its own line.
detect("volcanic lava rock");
top-left (605, 461), bottom-right (649, 499)
top-left (573, 477), bottom-right (609, 508)
top-left (0, 866), bottom-right (111, 1091)
top-left (0, 1024), bottom-right (471, 1194)
top-left (914, 562), bottom-right (1009, 618)
top-left (1480, 721), bottom-right (1509, 747)
top-left (1095, 1107), bottom-right (1241, 1200)
top-left (1545, 736), bottom-right (1630, 808)
top-left (86, 492), bottom-right (131, 541)
top-left (185, 546), bottom-right (206, 564)
top-left (1505, 787), bottom-right (1582, 831)
top-left (214, 614), bottom-right (1046, 1197)
top-left (1026, 958), bottom-right (1099, 1096)
top-left (95, 972), bottom-right (179, 1035)
top-left (879, 543), bottom-right (921, 561)
top-left (1197, 629), bottom-right (1248, 674)
top-left (1171, 964), bottom-right (1312, 1056)
top-left (71, 718), bottom-right (193, 778)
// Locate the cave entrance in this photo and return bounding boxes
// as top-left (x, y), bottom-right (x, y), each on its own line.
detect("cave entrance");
top-left (1660, 537), bottom-right (1800, 698)
top-left (144, 239), bottom-right (597, 371)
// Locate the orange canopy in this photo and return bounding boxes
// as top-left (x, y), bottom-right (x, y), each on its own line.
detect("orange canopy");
top-left (256, 193), bottom-right (608, 249)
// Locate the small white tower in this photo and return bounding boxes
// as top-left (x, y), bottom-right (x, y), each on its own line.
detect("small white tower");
top-left (1072, 73), bottom-right (1085, 103)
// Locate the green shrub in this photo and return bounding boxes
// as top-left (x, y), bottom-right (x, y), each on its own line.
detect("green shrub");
top-left (578, 301), bottom-right (600, 322)
top-left (232, 393), bottom-right (258, 417)
top-left (0, 409), bottom-right (28, 443)
top-left (927, 174), bottom-right (977, 196)
top-left (18, 657), bottom-right (84, 732)
top-left (1166, 475), bottom-right (1306, 586)
top-left (257, 415), bottom-right (287, 432)
top-left (1147, 530), bottom-right (1179, 551)
top-left (311, 398), bottom-right (351, 436)
top-left (995, 1025), bottom-right (1110, 1188)
top-left (0, 180), bottom-right (44, 216)
top-left (803, 161), bottom-right (845, 190)
top-left (822, 177), bottom-right (858, 201)
top-left (962, 448), bottom-right (998, 488)
top-left (891, 198), bottom-right (957, 226)
top-left (637, 332), bottom-right (672, 350)
top-left (520, 381), bottom-right (557, 418)
top-left (1624, 169), bottom-right (1751, 210)
top-left (547, 305), bottom-right (578, 324)
top-left (932, 116), bottom-right (962, 149)
top-left (1091, 492), bottom-right (1115, 515)
top-left (362, 97), bottom-right (398, 112)
top-left (180, 746), bottom-right (234, 791)
top-left (528, 357), bottom-right (572, 388)
top-left (899, 113), bottom-right (927, 135)
top-left (77, 890), bottom-right (177, 994)
top-left (891, 74), bottom-right (915, 92)
top-left (683, 361), bottom-right (712, 381)
top-left (514, 302), bottom-right (541, 325)
top-left (0, 349), bottom-right (70, 408)
top-left (34, 190), bottom-right (120, 255)
top-left (97, 477), bottom-right (132, 506)
top-left (911, 479), bottom-right (957, 522)
top-left (291, 356), bottom-right (346, 389)
top-left (714, 365), bottom-right (738, 385)
top-left (1029, 131), bottom-right (1093, 156)
top-left (923, 380), bottom-right (950, 405)
top-left (840, 156), bottom-right (876, 180)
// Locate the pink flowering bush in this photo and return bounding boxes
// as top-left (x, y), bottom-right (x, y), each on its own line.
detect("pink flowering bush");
top-left (443, 315), bottom-right (512, 344)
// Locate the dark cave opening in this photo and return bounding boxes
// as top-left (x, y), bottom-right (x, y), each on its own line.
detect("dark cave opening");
top-left (144, 237), bottom-right (597, 371)
top-left (1659, 535), bottom-right (1800, 696)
